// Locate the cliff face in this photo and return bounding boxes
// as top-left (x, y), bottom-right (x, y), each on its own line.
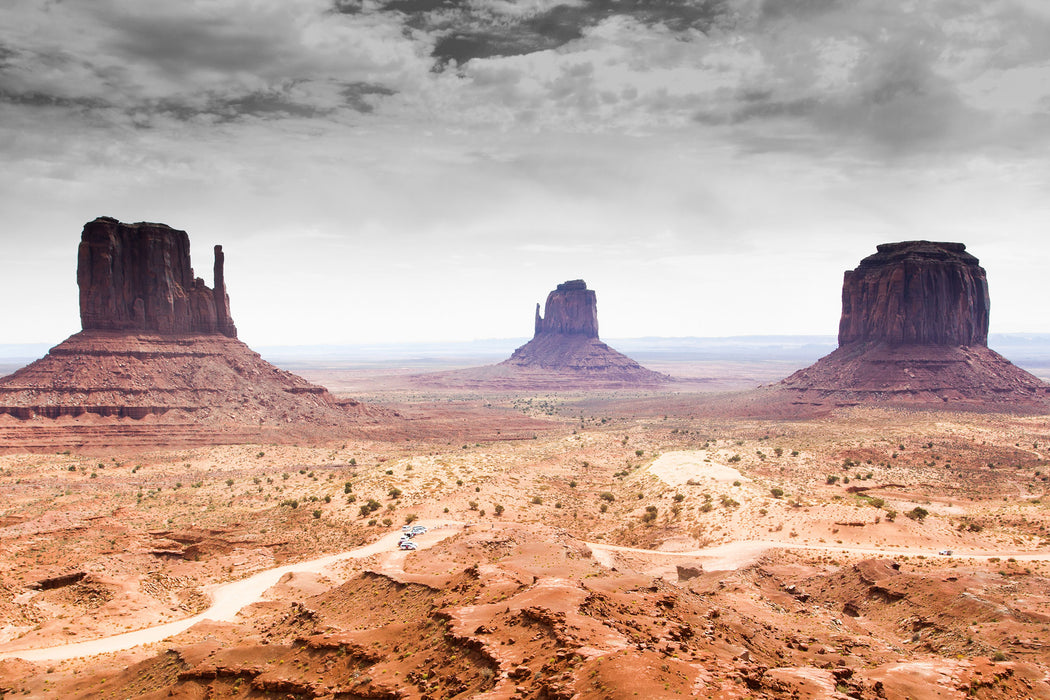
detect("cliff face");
top-left (534, 280), bottom-right (598, 338)
top-left (748, 240), bottom-right (1049, 415)
top-left (838, 241), bottom-right (989, 347)
top-left (77, 217), bottom-right (237, 337)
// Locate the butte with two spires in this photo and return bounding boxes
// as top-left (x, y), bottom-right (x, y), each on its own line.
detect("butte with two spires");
top-left (0, 217), bottom-right (388, 450)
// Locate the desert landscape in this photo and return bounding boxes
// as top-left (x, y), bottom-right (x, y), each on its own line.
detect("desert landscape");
top-left (0, 224), bottom-right (1048, 699)
top-left (4, 3), bottom-right (1050, 698)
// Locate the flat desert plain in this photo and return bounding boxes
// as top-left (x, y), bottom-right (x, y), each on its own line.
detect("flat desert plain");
top-left (0, 361), bottom-right (1049, 699)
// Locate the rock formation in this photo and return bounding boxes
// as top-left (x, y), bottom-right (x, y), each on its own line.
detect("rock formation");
top-left (412, 280), bottom-right (668, 389)
top-left (533, 279), bottom-right (599, 337)
top-left (837, 241), bottom-right (989, 347)
top-left (758, 241), bottom-right (1049, 413)
top-left (77, 217), bottom-right (237, 337)
top-left (0, 217), bottom-right (386, 449)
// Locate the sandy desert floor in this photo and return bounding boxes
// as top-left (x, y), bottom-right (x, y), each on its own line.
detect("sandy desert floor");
top-left (0, 377), bottom-right (1049, 698)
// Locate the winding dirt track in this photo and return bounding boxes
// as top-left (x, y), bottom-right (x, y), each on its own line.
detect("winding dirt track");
top-left (3, 524), bottom-right (1047, 663)
top-left (586, 539), bottom-right (1050, 571)
top-left (0, 521), bottom-right (460, 663)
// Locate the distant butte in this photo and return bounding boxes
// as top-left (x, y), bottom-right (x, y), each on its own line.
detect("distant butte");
top-left (413, 280), bottom-right (669, 390)
top-left (0, 217), bottom-right (388, 450)
top-left (748, 241), bottom-right (1049, 413)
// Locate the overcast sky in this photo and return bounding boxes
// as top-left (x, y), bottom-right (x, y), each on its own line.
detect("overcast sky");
top-left (2, 0), bottom-right (1049, 346)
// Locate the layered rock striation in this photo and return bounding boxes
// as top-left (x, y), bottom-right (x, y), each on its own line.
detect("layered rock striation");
top-left (763, 241), bottom-right (1049, 412)
top-left (0, 217), bottom-right (384, 447)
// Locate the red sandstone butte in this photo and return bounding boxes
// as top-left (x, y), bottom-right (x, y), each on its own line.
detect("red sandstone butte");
top-left (754, 241), bottom-right (1049, 413)
top-left (0, 217), bottom-right (387, 449)
top-left (411, 280), bottom-right (668, 389)
top-left (78, 217), bottom-right (237, 337)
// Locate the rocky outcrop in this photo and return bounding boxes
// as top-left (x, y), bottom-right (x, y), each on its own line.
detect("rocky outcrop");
top-left (410, 280), bottom-right (668, 389)
top-left (77, 217), bottom-right (237, 337)
top-left (747, 241), bottom-right (1049, 414)
top-left (0, 216), bottom-right (392, 447)
top-left (838, 241), bottom-right (989, 347)
top-left (534, 280), bottom-right (598, 338)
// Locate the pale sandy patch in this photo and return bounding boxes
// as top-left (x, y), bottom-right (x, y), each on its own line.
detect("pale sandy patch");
top-left (647, 451), bottom-right (747, 487)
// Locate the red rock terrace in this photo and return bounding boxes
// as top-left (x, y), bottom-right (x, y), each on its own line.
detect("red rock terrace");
top-left (0, 217), bottom-right (386, 449)
top-left (765, 240), bottom-right (1050, 411)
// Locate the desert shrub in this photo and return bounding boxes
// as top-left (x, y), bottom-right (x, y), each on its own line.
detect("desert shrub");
top-left (673, 493), bottom-right (685, 502)
top-left (774, 447), bottom-right (783, 457)
top-left (346, 494), bottom-right (357, 503)
top-left (404, 513), bottom-right (418, 524)
top-left (906, 506), bottom-right (929, 522)
top-left (312, 509), bottom-right (322, 519)
top-left (720, 495), bottom-right (739, 508)
top-left (699, 502), bottom-right (714, 513)
top-left (728, 454), bottom-right (741, 463)
top-left (770, 487), bottom-right (784, 499)
top-left (388, 487), bottom-right (402, 498)
top-left (344, 482), bottom-right (353, 493)
top-left (359, 499), bottom-right (381, 517)
top-left (531, 496), bottom-right (543, 505)
top-left (884, 509), bottom-right (897, 522)
top-left (600, 504), bottom-right (608, 513)
top-left (826, 475), bottom-right (840, 485)
top-left (382, 518), bottom-right (392, 527)
top-left (635, 449), bottom-right (644, 457)
top-left (641, 505), bottom-right (658, 523)
top-left (599, 492), bottom-right (615, 502)
top-left (469, 500), bottom-right (479, 510)
top-left (494, 504), bottom-right (504, 516)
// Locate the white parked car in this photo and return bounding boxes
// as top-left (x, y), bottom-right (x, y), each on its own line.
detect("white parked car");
top-left (938, 549), bottom-right (953, 556)
top-left (399, 540), bottom-right (418, 551)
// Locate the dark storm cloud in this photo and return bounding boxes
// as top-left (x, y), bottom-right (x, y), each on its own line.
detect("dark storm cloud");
top-left (0, 89), bottom-right (108, 111)
top-left (341, 82), bottom-right (397, 113)
top-left (335, 0), bottom-right (731, 65)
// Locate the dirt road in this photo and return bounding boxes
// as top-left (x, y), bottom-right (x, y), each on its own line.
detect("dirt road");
top-left (0, 521), bottom-right (460, 663)
top-left (587, 538), bottom-right (1050, 570)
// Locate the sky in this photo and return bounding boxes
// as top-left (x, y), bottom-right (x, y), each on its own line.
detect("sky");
top-left (2, 0), bottom-right (1050, 346)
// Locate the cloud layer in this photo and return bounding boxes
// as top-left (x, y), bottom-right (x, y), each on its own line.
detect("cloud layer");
top-left (2, 0), bottom-right (1050, 344)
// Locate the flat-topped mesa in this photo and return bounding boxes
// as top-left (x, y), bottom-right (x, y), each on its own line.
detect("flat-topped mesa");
top-left (77, 216), bottom-right (237, 337)
top-left (534, 279), bottom-right (598, 338)
top-left (838, 241), bottom-right (989, 347)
